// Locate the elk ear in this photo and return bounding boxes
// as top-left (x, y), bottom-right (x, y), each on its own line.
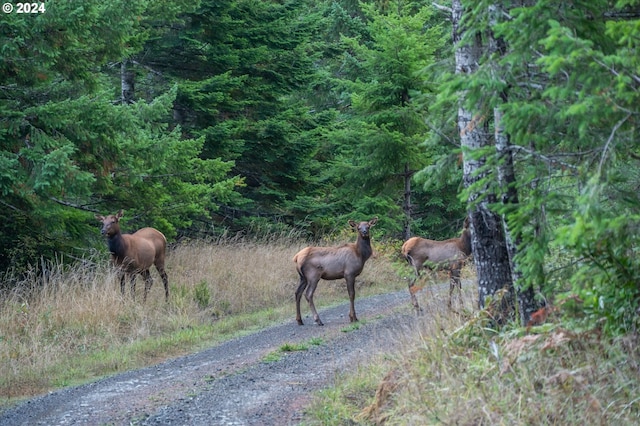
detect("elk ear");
top-left (369, 217), bottom-right (378, 226)
top-left (348, 220), bottom-right (357, 229)
top-left (116, 210), bottom-right (124, 219)
top-left (95, 214), bottom-right (104, 221)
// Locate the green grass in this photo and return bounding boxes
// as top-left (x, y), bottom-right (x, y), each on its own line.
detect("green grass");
top-left (262, 351), bottom-right (284, 363)
top-left (341, 321), bottom-right (364, 333)
top-left (263, 338), bottom-right (326, 363)
top-left (307, 337), bottom-right (324, 346)
top-left (280, 342), bottom-right (310, 352)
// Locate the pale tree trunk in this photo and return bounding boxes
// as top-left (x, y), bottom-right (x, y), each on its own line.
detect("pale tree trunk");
top-left (402, 162), bottom-right (413, 241)
top-left (452, 0), bottom-right (514, 321)
top-left (489, 3), bottom-right (538, 326)
top-left (494, 107), bottom-right (537, 325)
top-left (121, 58), bottom-right (135, 105)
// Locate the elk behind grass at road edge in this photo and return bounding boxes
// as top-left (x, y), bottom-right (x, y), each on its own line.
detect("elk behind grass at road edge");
top-left (294, 218), bottom-right (378, 326)
top-left (401, 218), bottom-right (471, 313)
top-left (96, 210), bottom-right (169, 302)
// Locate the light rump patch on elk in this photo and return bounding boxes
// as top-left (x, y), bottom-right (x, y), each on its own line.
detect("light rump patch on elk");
top-left (401, 217), bottom-right (471, 313)
top-left (96, 210), bottom-right (169, 302)
top-left (293, 218), bottom-right (378, 326)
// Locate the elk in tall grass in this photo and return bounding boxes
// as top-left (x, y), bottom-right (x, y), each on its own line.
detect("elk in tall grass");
top-left (96, 210), bottom-right (169, 302)
top-left (294, 217), bottom-right (378, 326)
top-left (401, 217), bottom-right (471, 313)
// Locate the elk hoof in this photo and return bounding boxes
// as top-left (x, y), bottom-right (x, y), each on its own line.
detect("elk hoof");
top-left (297, 319), bottom-right (304, 325)
top-left (315, 319), bottom-right (324, 326)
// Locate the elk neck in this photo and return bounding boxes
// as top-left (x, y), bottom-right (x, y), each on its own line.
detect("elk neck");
top-left (106, 231), bottom-right (127, 258)
top-left (460, 228), bottom-right (471, 256)
top-left (356, 234), bottom-right (373, 260)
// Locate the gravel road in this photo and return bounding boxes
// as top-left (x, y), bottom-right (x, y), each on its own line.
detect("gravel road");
top-left (0, 289), bottom-right (433, 425)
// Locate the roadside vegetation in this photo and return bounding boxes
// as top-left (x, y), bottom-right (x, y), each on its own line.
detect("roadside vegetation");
top-left (305, 292), bottom-right (640, 425)
top-left (0, 235), bottom-right (404, 407)
top-left (2, 235), bottom-right (639, 424)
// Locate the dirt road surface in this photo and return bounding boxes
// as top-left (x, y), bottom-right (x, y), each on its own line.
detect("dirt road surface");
top-left (0, 289), bottom-right (438, 425)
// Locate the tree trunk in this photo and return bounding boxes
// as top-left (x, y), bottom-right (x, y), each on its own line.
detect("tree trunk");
top-left (452, 0), bottom-right (515, 321)
top-left (489, 3), bottom-right (538, 325)
top-left (402, 162), bottom-right (413, 241)
top-left (121, 58), bottom-right (135, 105)
top-left (494, 107), bottom-right (537, 325)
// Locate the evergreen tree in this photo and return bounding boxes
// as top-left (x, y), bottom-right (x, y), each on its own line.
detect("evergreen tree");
top-left (306, 0), bottom-right (462, 238)
top-left (341, 1), bottom-right (448, 238)
top-left (140, 0), bottom-right (323, 220)
top-left (434, 0), bottom-right (640, 329)
top-left (0, 0), bottom-right (238, 274)
top-left (497, 0), bottom-right (640, 332)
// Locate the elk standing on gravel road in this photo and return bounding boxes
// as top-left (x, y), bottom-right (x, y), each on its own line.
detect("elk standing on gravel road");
top-left (401, 218), bottom-right (471, 313)
top-left (96, 210), bottom-right (169, 302)
top-left (294, 218), bottom-right (378, 326)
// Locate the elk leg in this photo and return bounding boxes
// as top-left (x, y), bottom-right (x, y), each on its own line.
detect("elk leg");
top-left (409, 263), bottom-right (424, 315)
top-left (305, 280), bottom-right (323, 326)
top-left (455, 269), bottom-right (462, 303)
top-left (129, 274), bottom-right (137, 301)
top-left (158, 267), bottom-right (169, 302)
top-left (346, 276), bottom-right (358, 323)
top-left (295, 275), bottom-right (308, 325)
top-left (119, 273), bottom-right (126, 296)
top-left (408, 274), bottom-right (423, 315)
top-left (141, 270), bottom-right (153, 303)
top-left (448, 267), bottom-right (462, 309)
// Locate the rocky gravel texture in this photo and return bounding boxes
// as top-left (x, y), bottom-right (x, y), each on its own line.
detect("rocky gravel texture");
top-left (0, 289), bottom-right (429, 425)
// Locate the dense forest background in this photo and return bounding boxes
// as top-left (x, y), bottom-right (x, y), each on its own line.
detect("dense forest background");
top-left (1, 1), bottom-right (639, 331)
top-left (1, 0), bottom-right (461, 267)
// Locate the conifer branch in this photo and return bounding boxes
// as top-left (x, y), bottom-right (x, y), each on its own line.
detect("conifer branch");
top-left (509, 145), bottom-right (579, 171)
top-left (49, 197), bottom-right (95, 212)
top-left (432, 3), bottom-right (452, 14)
top-left (598, 112), bottom-right (632, 175)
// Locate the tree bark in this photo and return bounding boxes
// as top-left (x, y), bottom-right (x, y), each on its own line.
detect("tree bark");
top-left (489, 3), bottom-right (538, 325)
top-left (121, 58), bottom-right (135, 105)
top-left (494, 107), bottom-right (537, 325)
top-left (402, 162), bottom-right (413, 241)
top-left (452, 0), bottom-right (515, 320)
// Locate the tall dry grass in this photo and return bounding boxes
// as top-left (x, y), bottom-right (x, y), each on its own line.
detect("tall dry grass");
top-left (305, 278), bottom-right (640, 426)
top-left (0, 235), bottom-right (403, 406)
